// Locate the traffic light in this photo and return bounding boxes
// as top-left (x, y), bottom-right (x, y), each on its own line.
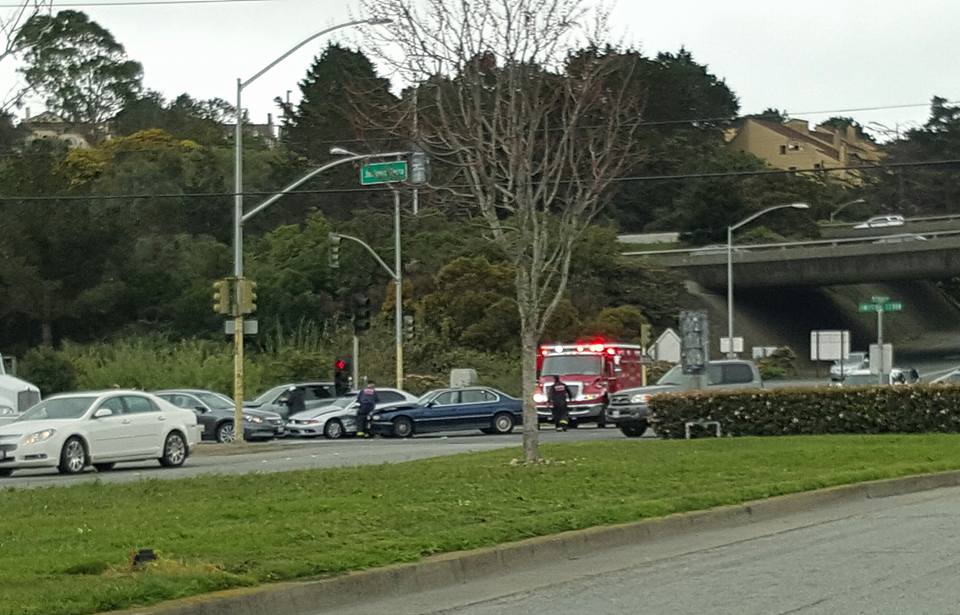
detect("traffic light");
top-left (237, 279), bottom-right (258, 314)
top-left (352, 292), bottom-right (371, 334)
top-left (334, 357), bottom-right (350, 396)
top-left (329, 233), bottom-right (341, 269)
top-left (403, 314), bottom-right (415, 342)
top-left (212, 279), bottom-right (232, 315)
top-left (409, 150), bottom-right (430, 184)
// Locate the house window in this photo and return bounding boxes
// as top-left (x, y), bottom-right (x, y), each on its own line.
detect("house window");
top-left (788, 143), bottom-right (801, 151)
top-left (779, 145), bottom-right (787, 155)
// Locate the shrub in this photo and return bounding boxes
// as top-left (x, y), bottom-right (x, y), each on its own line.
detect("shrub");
top-left (757, 346), bottom-right (797, 379)
top-left (20, 346), bottom-right (78, 395)
top-left (648, 385), bottom-right (960, 439)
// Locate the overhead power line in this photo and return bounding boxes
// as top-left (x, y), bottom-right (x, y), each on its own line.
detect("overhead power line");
top-left (1, 158), bottom-right (958, 203)
top-left (0, 0), bottom-right (271, 6)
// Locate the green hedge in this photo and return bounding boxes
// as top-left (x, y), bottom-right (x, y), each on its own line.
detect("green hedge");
top-left (648, 385), bottom-right (960, 439)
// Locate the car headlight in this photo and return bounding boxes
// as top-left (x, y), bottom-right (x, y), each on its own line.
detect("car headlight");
top-left (371, 414), bottom-right (382, 421)
top-left (533, 393), bottom-right (547, 403)
top-left (23, 428), bottom-right (56, 445)
top-left (243, 415), bottom-right (263, 423)
top-left (630, 394), bottom-right (651, 404)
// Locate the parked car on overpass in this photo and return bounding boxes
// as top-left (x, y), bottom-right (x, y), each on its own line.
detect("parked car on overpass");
top-left (0, 390), bottom-right (199, 476)
top-left (854, 214), bottom-right (905, 229)
top-left (370, 387), bottom-right (523, 438)
top-left (286, 388), bottom-right (418, 439)
top-left (873, 233), bottom-right (927, 244)
top-left (155, 389), bottom-right (284, 442)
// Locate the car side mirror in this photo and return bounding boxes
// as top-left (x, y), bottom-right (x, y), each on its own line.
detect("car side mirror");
top-left (195, 406), bottom-right (207, 413)
top-left (93, 408), bottom-right (113, 418)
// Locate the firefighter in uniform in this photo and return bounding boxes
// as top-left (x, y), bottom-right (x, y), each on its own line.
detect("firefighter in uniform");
top-left (548, 375), bottom-right (572, 431)
top-left (355, 381), bottom-right (379, 438)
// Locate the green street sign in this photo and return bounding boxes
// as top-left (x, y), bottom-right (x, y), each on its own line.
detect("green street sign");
top-left (859, 301), bottom-right (902, 313)
top-left (360, 161), bottom-right (408, 185)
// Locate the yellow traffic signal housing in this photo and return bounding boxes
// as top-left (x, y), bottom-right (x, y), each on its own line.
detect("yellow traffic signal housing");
top-left (238, 279), bottom-right (258, 315)
top-left (212, 279), bottom-right (232, 314)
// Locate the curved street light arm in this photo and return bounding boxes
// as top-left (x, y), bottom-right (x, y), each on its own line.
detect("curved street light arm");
top-left (730, 203), bottom-right (808, 232)
top-left (242, 19), bottom-right (377, 89)
top-left (242, 150), bottom-right (410, 222)
top-left (334, 232), bottom-right (398, 280)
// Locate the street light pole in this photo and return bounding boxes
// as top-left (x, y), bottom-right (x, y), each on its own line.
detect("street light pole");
top-left (726, 202), bottom-right (810, 358)
top-left (393, 188), bottom-right (404, 389)
top-left (231, 18), bottom-right (389, 441)
top-left (829, 198), bottom-right (867, 223)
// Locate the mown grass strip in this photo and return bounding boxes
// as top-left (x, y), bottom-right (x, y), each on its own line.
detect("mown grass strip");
top-left (3, 434), bottom-right (960, 615)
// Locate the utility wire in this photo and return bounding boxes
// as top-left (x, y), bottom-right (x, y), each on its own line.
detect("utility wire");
top-left (0, 0), bottom-right (271, 6)
top-left (1, 158), bottom-right (958, 203)
top-left (3, 97), bottom-right (955, 161)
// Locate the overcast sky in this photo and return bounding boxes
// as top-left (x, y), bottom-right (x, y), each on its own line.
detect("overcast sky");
top-left (5, 0), bottom-right (959, 138)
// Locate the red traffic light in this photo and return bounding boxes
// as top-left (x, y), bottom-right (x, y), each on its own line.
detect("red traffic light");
top-left (335, 359), bottom-right (346, 370)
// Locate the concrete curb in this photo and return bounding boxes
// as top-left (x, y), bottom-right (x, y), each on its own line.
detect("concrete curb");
top-left (103, 469), bottom-right (960, 615)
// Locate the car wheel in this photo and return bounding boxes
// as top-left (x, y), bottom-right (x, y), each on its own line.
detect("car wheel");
top-left (159, 431), bottom-right (187, 467)
top-left (0, 469), bottom-right (12, 477)
top-left (619, 421), bottom-right (648, 438)
top-left (93, 462), bottom-right (116, 472)
top-left (393, 416), bottom-right (414, 438)
top-left (58, 437), bottom-right (87, 474)
top-left (492, 412), bottom-right (515, 434)
top-left (215, 421), bottom-right (236, 444)
top-left (324, 419), bottom-right (344, 440)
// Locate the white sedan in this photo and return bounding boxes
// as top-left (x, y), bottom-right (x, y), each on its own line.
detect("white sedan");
top-left (853, 214), bottom-right (905, 229)
top-left (285, 388), bottom-right (418, 439)
top-left (0, 390), bottom-right (199, 476)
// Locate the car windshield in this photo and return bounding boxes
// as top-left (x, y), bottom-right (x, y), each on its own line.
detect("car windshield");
top-left (417, 390), bottom-right (443, 405)
top-left (196, 392), bottom-right (233, 410)
top-left (656, 365), bottom-right (696, 386)
top-left (16, 397), bottom-right (95, 421)
top-left (540, 355), bottom-right (602, 376)
top-left (249, 385), bottom-right (285, 405)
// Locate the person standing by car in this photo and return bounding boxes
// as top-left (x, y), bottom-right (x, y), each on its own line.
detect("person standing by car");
top-left (355, 381), bottom-right (379, 438)
top-left (548, 375), bottom-right (572, 432)
top-left (284, 386), bottom-right (306, 417)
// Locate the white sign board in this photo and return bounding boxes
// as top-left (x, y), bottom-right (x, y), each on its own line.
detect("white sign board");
top-left (869, 343), bottom-right (893, 376)
top-left (752, 346), bottom-right (779, 360)
top-left (652, 328), bottom-right (681, 363)
top-left (719, 337), bottom-right (744, 353)
top-left (224, 319), bottom-right (258, 335)
top-left (810, 330), bottom-right (851, 361)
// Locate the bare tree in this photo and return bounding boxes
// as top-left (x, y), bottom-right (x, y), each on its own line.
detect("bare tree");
top-left (0, 0), bottom-right (50, 112)
top-left (362, 0), bottom-right (647, 462)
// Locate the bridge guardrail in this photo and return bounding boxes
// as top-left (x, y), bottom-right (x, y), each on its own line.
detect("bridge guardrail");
top-left (622, 229), bottom-right (960, 258)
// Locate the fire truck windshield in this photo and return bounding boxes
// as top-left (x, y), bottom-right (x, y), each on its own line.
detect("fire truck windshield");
top-left (541, 355), bottom-right (602, 376)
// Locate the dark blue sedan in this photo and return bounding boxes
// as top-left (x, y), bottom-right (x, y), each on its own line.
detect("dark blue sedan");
top-left (370, 387), bottom-right (523, 438)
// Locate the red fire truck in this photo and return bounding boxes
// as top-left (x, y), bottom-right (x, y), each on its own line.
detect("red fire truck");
top-left (534, 340), bottom-right (645, 426)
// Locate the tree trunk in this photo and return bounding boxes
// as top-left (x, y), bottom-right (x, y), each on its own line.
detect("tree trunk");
top-left (520, 324), bottom-right (540, 463)
top-left (41, 322), bottom-right (53, 347)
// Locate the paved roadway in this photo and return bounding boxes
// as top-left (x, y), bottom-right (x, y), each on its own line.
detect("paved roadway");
top-left (329, 485), bottom-right (960, 615)
top-left (0, 427), bottom-right (626, 489)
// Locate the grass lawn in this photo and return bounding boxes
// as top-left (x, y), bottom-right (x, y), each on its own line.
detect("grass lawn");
top-left (4, 434), bottom-right (960, 615)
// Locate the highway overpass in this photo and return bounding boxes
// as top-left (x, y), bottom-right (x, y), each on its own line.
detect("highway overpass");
top-left (625, 231), bottom-right (960, 289)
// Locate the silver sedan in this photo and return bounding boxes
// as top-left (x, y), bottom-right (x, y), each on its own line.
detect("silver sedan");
top-left (285, 388), bottom-right (417, 439)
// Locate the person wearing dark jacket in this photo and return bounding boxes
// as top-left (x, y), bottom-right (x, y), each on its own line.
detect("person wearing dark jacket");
top-left (548, 375), bottom-right (572, 432)
top-left (284, 386), bottom-right (306, 418)
top-left (355, 381), bottom-right (379, 438)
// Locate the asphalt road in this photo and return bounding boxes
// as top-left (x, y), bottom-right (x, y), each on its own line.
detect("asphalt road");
top-left (0, 426), bottom-right (627, 489)
top-left (328, 485), bottom-right (960, 615)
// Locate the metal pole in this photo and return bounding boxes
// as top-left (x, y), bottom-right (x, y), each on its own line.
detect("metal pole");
top-left (393, 189), bottom-right (404, 389)
top-left (877, 308), bottom-right (885, 385)
top-left (726, 225), bottom-right (735, 358)
top-left (233, 79), bottom-right (245, 443)
top-left (352, 334), bottom-right (360, 388)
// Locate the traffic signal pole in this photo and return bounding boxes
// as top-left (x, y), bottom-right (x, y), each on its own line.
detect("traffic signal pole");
top-left (352, 335), bottom-right (360, 387)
